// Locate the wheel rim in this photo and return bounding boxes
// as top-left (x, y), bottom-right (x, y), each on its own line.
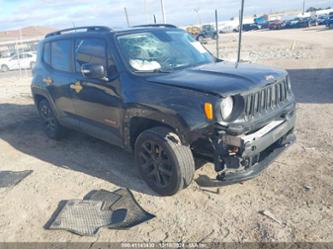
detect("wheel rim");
top-left (138, 140), bottom-right (173, 188)
top-left (40, 103), bottom-right (57, 134)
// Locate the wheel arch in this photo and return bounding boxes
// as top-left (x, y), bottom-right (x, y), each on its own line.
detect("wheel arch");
top-left (1, 64), bottom-right (9, 70)
top-left (31, 88), bottom-right (58, 117)
top-left (33, 93), bottom-right (47, 106)
top-left (124, 110), bottom-right (192, 151)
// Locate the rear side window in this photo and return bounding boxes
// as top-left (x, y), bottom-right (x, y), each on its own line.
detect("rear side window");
top-left (51, 40), bottom-right (72, 72)
top-left (43, 42), bottom-right (51, 65)
top-left (74, 38), bottom-right (107, 72)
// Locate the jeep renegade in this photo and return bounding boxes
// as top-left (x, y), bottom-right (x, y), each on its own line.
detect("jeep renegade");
top-left (31, 25), bottom-right (296, 196)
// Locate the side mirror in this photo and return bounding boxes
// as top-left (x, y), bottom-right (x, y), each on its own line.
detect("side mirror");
top-left (81, 63), bottom-right (106, 79)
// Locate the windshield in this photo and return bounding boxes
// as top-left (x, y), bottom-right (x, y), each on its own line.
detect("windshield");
top-left (116, 30), bottom-right (214, 72)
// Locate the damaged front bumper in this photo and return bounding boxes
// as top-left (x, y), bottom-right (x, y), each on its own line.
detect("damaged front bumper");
top-left (196, 113), bottom-right (296, 187)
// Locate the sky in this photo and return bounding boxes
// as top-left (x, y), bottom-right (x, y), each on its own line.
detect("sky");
top-left (0, 0), bottom-right (332, 31)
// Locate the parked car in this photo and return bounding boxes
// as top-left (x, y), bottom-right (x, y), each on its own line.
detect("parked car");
top-left (254, 15), bottom-right (269, 29)
top-left (31, 25), bottom-right (296, 195)
top-left (326, 12), bottom-right (333, 29)
top-left (307, 17), bottom-right (318, 27)
top-left (0, 52), bottom-right (36, 72)
top-left (242, 23), bottom-right (259, 32)
top-left (268, 20), bottom-right (284, 30)
top-left (196, 24), bottom-right (218, 42)
top-left (317, 15), bottom-right (328, 25)
top-left (282, 18), bottom-right (309, 29)
top-left (186, 26), bottom-right (201, 36)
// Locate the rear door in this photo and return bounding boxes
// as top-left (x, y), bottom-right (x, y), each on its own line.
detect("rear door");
top-left (42, 39), bottom-right (78, 127)
top-left (70, 37), bottom-right (123, 146)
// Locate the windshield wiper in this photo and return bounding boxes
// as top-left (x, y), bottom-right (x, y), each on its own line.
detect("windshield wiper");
top-left (134, 68), bottom-right (172, 73)
top-left (172, 62), bottom-right (205, 71)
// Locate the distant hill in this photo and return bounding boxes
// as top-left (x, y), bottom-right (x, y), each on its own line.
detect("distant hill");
top-left (0, 26), bottom-right (56, 42)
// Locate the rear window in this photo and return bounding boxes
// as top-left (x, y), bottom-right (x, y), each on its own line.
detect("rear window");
top-left (42, 42), bottom-right (51, 65)
top-left (50, 40), bottom-right (72, 72)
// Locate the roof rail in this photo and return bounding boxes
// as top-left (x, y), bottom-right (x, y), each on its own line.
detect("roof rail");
top-left (45, 26), bottom-right (111, 38)
top-left (133, 24), bottom-right (178, 28)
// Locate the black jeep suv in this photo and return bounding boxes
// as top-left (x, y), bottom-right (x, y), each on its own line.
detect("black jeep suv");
top-left (31, 25), bottom-right (296, 195)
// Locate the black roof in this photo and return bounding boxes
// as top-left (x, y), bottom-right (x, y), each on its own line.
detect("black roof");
top-left (44, 24), bottom-right (179, 39)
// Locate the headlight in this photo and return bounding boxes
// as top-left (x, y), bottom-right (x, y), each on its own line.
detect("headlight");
top-left (220, 96), bottom-right (233, 120)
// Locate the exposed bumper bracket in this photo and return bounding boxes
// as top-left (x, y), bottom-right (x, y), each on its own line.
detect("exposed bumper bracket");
top-left (195, 133), bottom-right (296, 188)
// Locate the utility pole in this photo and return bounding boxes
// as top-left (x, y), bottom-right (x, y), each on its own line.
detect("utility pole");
top-left (215, 9), bottom-right (219, 59)
top-left (124, 7), bottom-right (130, 27)
top-left (18, 28), bottom-right (22, 78)
top-left (144, 0), bottom-right (148, 23)
top-left (160, 0), bottom-right (166, 24)
top-left (302, 0), bottom-right (306, 15)
top-left (237, 0), bottom-right (245, 64)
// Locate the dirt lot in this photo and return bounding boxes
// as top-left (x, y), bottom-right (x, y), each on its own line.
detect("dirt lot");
top-left (0, 26), bottom-right (332, 243)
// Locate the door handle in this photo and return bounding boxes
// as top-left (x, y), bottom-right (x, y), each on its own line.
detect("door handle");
top-left (70, 81), bottom-right (83, 93)
top-left (42, 77), bottom-right (53, 85)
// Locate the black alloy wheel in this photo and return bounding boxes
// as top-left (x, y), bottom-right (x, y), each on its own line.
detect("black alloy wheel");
top-left (138, 140), bottom-right (173, 189)
top-left (38, 99), bottom-right (65, 140)
top-left (135, 127), bottom-right (195, 196)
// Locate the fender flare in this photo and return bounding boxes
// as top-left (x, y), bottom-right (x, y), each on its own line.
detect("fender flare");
top-left (31, 87), bottom-right (59, 117)
top-left (123, 105), bottom-right (193, 150)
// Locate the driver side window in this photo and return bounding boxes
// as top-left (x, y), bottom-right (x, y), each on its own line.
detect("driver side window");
top-left (74, 38), bottom-right (107, 73)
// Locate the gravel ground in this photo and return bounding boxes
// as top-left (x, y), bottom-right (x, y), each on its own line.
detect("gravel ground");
top-left (0, 26), bottom-right (332, 243)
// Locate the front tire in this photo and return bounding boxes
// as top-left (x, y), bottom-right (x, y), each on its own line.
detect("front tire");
top-left (38, 99), bottom-right (65, 140)
top-left (135, 127), bottom-right (195, 196)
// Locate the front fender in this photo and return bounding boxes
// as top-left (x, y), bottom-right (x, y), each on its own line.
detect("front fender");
top-left (122, 80), bottom-right (220, 148)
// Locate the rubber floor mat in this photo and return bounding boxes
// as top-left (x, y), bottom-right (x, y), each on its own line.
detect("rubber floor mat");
top-left (47, 200), bottom-right (119, 236)
top-left (46, 188), bottom-right (155, 236)
top-left (83, 189), bottom-right (122, 210)
top-left (0, 170), bottom-right (33, 188)
top-left (84, 188), bottom-right (155, 229)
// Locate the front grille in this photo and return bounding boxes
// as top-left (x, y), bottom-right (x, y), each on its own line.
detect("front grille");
top-left (244, 79), bottom-right (289, 118)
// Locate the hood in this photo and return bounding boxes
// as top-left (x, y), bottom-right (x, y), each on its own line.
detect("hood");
top-left (147, 61), bottom-right (287, 96)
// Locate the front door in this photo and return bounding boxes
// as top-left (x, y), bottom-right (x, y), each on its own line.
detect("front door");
top-left (69, 37), bottom-right (123, 146)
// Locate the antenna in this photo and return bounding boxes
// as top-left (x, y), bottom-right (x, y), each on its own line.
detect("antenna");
top-left (237, 0), bottom-right (245, 64)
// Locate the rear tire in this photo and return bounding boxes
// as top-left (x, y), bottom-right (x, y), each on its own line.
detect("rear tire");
top-left (1, 65), bottom-right (9, 72)
top-left (135, 127), bottom-right (195, 196)
top-left (38, 99), bottom-right (65, 140)
top-left (196, 35), bottom-right (204, 43)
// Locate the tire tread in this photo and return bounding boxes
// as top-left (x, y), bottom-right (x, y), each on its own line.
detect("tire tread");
top-left (144, 126), bottom-right (195, 193)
